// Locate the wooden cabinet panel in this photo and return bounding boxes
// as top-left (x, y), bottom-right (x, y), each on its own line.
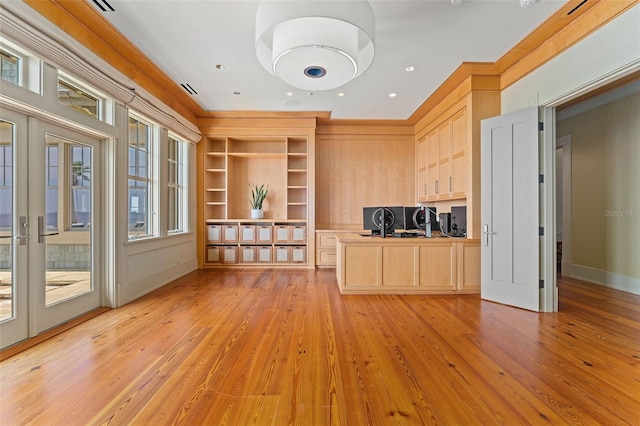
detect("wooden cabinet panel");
top-left (426, 129), bottom-right (439, 199)
top-left (418, 108), bottom-right (467, 202)
top-left (457, 241), bottom-right (481, 292)
top-left (451, 109), bottom-right (467, 198)
top-left (419, 245), bottom-right (454, 290)
top-left (344, 246), bottom-right (379, 287)
top-left (382, 246), bottom-right (417, 287)
top-left (417, 136), bottom-right (428, 200)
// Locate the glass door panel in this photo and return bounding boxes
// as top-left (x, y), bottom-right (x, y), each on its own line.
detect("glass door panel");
top-left (44, 136), bottom-right (93, 307)
top-left (0, 121), bottom-right (14, 321)
top-left (34, 125), bottom-right (100, 334)
top-left (0, 110), bottom-right (28, 349)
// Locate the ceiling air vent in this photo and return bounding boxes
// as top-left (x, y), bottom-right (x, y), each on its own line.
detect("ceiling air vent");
top-left (92, 0), bottom-right (115, 12)
top-left (181, 84), bottom-right (198, 95)
top-left (567, 0), bottom-right (588, 15)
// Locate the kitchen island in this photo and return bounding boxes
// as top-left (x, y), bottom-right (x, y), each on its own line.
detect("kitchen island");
top-left (335, 233), bottom-right (480, 294)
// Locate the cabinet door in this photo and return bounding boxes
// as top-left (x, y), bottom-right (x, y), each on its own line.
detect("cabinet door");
top-left (451, 109), bottom-right (467, 198)
top-left (418, 245), bottom-right (454, 290)
top-left (417, 136), bottom-right (428, 200)
top-left (426, 130), bottom-right (439, 199)
top-left (438, 121), bottom-right (451, 197)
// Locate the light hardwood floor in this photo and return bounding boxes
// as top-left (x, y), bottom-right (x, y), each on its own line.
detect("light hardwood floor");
top-left (1, 270), bottom-right (638, 425)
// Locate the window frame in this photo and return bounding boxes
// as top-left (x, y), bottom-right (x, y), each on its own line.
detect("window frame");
top-left (167, 134), bottom-right (188, 234)
top-left (127, 114), bottom-right (154, 240)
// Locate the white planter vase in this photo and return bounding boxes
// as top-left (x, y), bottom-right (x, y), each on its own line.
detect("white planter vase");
top-left (251, 209), bottom-right (264, 219)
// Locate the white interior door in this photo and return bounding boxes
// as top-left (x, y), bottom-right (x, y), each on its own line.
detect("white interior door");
top-left (0, 112), bottom-right (102, 348)
top-left (481, 107), bottom-right (540, 311)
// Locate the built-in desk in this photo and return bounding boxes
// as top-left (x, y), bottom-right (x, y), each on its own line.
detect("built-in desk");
top-left (335, 234), bottom-right (480, 295)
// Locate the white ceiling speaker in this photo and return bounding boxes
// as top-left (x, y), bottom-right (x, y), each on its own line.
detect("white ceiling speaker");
top-left (255, 0), bottom-right (375, 91)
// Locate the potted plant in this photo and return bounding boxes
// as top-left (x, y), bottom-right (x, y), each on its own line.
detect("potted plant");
top-left (249, 183), bottom-right (268, 219)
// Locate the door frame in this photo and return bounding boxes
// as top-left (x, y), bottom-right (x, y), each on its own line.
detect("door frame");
top-left (538, 63), bottom-right (640, 312)
top-left (31, 119), bottom-right (103, 334)
top-left (0, 103), bottom-right (115, 347)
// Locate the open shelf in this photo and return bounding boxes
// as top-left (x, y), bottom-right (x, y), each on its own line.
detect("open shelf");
top-left (201, 134), bottom-right (311, 266)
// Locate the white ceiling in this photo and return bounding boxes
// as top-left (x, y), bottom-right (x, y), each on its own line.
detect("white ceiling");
top-left (95, 0), bottom-right (566, 120)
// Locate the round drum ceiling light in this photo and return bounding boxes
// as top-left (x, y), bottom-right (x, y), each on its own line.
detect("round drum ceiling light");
top-left (255, 0), bottom-right (375, 91)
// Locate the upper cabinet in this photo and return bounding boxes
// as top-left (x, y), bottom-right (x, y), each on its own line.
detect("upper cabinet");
top-left (414, 75), bottom-right (501, 238)
top-left (418, 108), bottom-right (466, 202)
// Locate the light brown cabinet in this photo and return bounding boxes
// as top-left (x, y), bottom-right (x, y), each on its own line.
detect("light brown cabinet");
top-left (335, 234), bottom-right (480, 294)
top-left (200, 134), bottom-right (312, 267)
top-left (418, 108), bottom-right (467, 202)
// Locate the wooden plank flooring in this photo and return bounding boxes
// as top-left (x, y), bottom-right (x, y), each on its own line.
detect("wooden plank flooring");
top-left (0, 270), bottom-right (638, 425)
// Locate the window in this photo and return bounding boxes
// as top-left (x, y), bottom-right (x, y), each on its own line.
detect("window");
top-left (167, 136), bottom-right (187, 233)
top-left (45, 145), bottom-right (59, 230)
top-left (0, 49), bottom-right (19, 85)
top-left (0, 38), bottom-right (41, 93)
top-left (58, 79), bottom-right (100, 119)
top-left (70, 145), bottom-right (91, 228)
top-left (128, 116), bottom-right (151, 239)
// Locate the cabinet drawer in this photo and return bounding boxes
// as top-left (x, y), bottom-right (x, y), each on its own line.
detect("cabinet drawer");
top-left (257, 246), bottom-right (273, 263)
top-left (222, 225), bottom-right (239, 243)
top-left (206, 225), bottom-right (222, 243)
top-left (274, 246), bottom-right (291, 263)
top-left (291, 246), bottom-right (306, 263)
top-left (240, 225), bottom-right (256, 243)
top-left (291, 226), bottom-right (306, 243)
top-left (317, 249), bottom-right (336, 266)
top-left (222, 246), bottom-right (238, 264)
top-left (206, 246), bottom-right (223, 263)
top-left (256, 225), bottom-right (272, 243)
top-left (317, 233), bottom-right (337, 249)
top-left (274, 226), bottom-right (290, 243)
top-left (240, 246), bottom-right (256, 263)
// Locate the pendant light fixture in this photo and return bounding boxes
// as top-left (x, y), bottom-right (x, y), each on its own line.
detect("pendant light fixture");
top-left (255, 0), bottom-right (375, 91)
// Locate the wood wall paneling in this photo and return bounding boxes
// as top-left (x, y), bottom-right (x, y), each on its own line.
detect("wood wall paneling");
top-left (315, 132), bottom-right (415, 229)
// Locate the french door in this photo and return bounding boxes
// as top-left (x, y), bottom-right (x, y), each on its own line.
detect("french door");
top-left (0, 109), bottom-right (102, 349)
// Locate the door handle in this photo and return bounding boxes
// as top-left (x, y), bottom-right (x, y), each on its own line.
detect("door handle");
top-left (38, 216), bottom-right (59, 243)
top-left (483, 224), bottom-right (497, 246)
top-left (15, 216), bottom-right (29, 245)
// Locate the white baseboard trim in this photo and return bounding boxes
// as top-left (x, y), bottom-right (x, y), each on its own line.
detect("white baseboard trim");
top-left (564, 262), bottom-right (640, 295)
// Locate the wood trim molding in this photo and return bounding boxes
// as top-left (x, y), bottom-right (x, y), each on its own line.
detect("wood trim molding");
top-left (407, 63), bottom-right (499, 125)
top-left (498, 0), bottom-right (639, 90)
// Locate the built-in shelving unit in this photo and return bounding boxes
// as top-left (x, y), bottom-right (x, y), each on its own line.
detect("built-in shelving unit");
top-left (205, 220), bottom-right (307, 265)
top-left (200, 134), bottom-right (312, 267)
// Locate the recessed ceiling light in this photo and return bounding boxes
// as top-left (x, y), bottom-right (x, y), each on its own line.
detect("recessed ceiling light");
top-left (389, 93), bottom-right (397, 98)
top-left (286, 91), bottom-right (294, 96)
top-left (215, 64), bottom-right (225, 70)
top-left (337, 92), bottom-right (345, 97)
top-left (405, 66), bottom-right (415, 72)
